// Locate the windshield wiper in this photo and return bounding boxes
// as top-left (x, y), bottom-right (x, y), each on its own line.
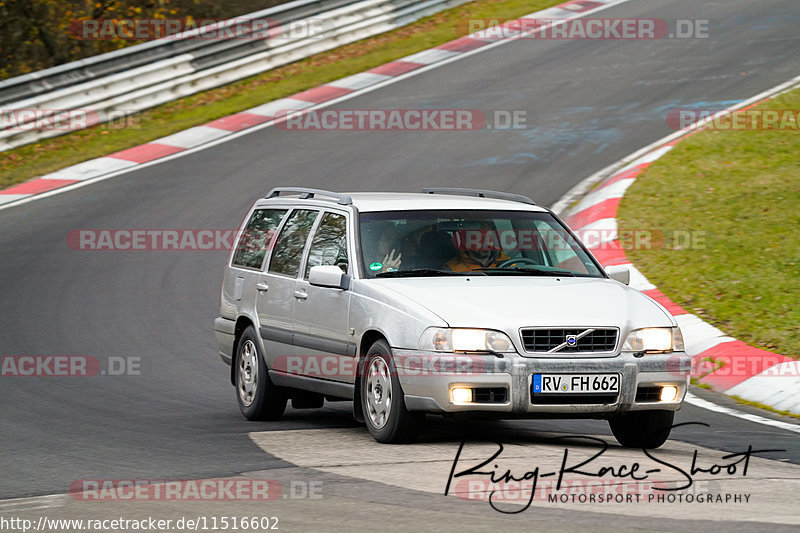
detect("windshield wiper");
top-left (376, 268), bottom-right (482, 278)
top-left (474, 267), bottom-right (576, 277)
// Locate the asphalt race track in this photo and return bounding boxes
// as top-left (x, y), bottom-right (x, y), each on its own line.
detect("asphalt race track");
top-left (1, 0), bottom-right (799, 530)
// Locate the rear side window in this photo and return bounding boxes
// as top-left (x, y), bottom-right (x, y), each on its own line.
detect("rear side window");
top-left (269, 209), bottom-right (319, 277)
top-left (305, 212), bottom-right (349, 278)
top-left (231, 209), bottom-right (287, 269)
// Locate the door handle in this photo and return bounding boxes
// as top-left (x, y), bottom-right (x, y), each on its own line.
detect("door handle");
top-left (293, 290), bottom-right (308, 300)
top-left (256, 282), bottom-right (269, 292)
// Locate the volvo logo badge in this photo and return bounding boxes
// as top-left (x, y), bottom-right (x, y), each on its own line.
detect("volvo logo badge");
top-left (566, 335), bottom-right (578, 347)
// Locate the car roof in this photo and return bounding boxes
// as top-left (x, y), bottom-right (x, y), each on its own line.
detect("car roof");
top-left (257, 192), bottom-right (549, 213)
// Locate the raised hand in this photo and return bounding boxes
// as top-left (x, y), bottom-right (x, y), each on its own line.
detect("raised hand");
top-left (381, 249), bottom-right (402, 272)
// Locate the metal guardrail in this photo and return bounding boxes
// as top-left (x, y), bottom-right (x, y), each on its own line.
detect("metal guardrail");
top-left (0, 0), bottom-right (470, 152)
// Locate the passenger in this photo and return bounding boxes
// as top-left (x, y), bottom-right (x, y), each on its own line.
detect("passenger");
top-left (444, 248), bottom-right (510, 272)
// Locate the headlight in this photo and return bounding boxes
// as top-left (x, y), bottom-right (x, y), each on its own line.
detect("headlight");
top-left (418, 328), bottom-right (515, 353)
top-left (622, 327), bottom-right (684, 353)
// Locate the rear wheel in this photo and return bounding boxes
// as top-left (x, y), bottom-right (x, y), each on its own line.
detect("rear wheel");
top-left (235, 326), bottom-right (286, 421)
top-left (361, 340), bottom-right (424, 443)
top-left (609, 409), bottom-right (675, 448)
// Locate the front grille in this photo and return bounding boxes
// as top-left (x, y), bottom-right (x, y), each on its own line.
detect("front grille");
top-left (531, 393), bottom-right (618, 405)
top-left (472, 387), bottom-right (508, 404)
top-left (636, 386), bottom-right (662, 402)
top-left (520, 328), bottom-right (618, 353)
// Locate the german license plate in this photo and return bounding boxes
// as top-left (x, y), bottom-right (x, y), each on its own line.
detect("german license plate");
top-left (532, 373), bottom-right (619, 394)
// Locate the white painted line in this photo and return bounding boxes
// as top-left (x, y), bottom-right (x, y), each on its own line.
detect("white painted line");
top-left (615, 144), bottom-right (674, 174)
top-left (674, 314), bottom-right (731, 356)
top-left (402, 49), bottom-right (460, 64)
top-left (0, 494), bottom-right (66, 511)
top-left (726, 362), bottom-right (800, 415)
top-left (760, 361), bottom-right (800, 377)
top-left (571, 177), bottom-right (636, 214)
top-left (527, 7), bottom-right (576, 18)
top-left (685, 335), bottom-right (736, 356)
top-left (577, 217), bottom-right (617, 248)
top-left (43, 157), bottom-right (137, 181)
top-left (0, 194), bottom-right (29, 205)
top-left (155, 126), bottom-right (230, 148)
top-left (769, 392), bottom-right (800, 414)
top-left (471, 27), bottom-right (519, 41)
top-left (247, 98), bottom-right (314, 117)
top-left (327, 72), bottom-right (391, 90)
top-left (578, 216), bottom-right (617, 233)
top-left (685, 392), bottom-right (800, 435)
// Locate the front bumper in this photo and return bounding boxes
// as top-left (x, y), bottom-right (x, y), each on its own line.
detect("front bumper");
top-left (393, 349), bottom-right (690, 416)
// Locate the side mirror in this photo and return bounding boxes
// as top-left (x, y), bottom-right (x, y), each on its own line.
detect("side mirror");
top-left (605, 265), bottom-right (630, 285)
top-left (308, 265), bottom-right (350, 290)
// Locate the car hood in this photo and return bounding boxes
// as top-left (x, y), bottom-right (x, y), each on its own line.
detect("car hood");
top-left (371, 276), bottom-right (674, 333)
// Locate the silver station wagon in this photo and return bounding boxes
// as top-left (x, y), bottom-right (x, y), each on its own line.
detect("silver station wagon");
top-left (214, 187), bottom-right (690, 446)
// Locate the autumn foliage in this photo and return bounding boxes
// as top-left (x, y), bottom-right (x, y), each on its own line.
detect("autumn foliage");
top-left (0, 0), bottom-right (288, 81)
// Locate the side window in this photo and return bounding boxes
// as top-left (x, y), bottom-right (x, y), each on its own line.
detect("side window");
top-left (231, 209), bottom-right (287, 269)
top-left (305, 212), bottom-right (348, 278)
top-left (268, 209), bottom-right (318, 277)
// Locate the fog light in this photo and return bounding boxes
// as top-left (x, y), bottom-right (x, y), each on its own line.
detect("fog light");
top-left (451, 387), bottom-right (473, 404)
top-left (660, 386), bottom-right (678, 402)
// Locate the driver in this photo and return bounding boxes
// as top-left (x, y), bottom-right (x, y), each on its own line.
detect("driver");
top-left (444, 224), bottom-right (509, 272)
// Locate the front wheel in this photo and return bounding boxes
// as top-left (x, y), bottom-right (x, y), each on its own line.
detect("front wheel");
top-left (361, 340), bottom-right (424, 443)
top-left (609, 409), bottom-right (675, 448)
top-left (235, 326), bottom-right (287, 421)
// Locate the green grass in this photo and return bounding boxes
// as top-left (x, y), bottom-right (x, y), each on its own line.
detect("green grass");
top-left (0, 0), bottom-right (563, 189)
top-left (729, 395), bottom-right (800, 420)
top-left (696, 356), bottom-right (725, 379)
top-left (690, 378), bottom-right (712, 390)
top-left (618, 88), bottom-right (800, 358)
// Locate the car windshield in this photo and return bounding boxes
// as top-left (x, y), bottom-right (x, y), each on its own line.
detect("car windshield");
top-left (359, 209), bottom-right (604, 278)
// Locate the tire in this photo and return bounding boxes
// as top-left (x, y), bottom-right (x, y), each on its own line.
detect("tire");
top-left (235, 326), bottom-right (286, 421)
top-left (361, 340), bottom-right (424, 443)
top-left (609, 409), bottom-right (675, 449)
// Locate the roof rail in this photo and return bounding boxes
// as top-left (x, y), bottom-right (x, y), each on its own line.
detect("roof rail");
top-left (266, 187), bottom-right (352, 205)
top-left (421, 187), bottom-right (536, 206)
